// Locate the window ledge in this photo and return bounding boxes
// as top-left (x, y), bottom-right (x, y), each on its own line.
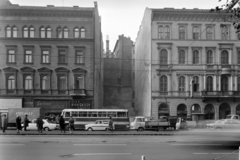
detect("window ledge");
top-left (57, 63), bottom-right (68, 65)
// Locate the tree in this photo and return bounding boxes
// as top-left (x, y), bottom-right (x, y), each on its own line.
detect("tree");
top-left (211, 0), bottom-right (240, 33)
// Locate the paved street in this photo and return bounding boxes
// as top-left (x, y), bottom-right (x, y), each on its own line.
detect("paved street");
top-left (0, 129), bottom-right (240, 160)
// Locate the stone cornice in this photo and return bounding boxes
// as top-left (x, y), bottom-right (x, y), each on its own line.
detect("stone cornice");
top-left (0, 9), bottom-right (93, 18)
top-left (0, 38), bottom-right (94, 42)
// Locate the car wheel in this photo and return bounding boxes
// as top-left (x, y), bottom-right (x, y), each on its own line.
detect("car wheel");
top-left (87, 127), bottom-right (93, 131)
top-left (137, 127), bottom-right (144, 132)
top-left (44, 127), bottom-right (50, 131)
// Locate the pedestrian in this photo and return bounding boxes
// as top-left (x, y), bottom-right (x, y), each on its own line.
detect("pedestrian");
top-left (109, 117), bottom-right (113, 132)
top-left (23, 114), bottom-right (31, 131)
top-left (59, 115), bottom-right (65, 133)
top-left (36, 116), bottom-right (44, 133)
top-left (68, 115), bottom-right (74, 134)
top-left (1, 115), bottom-right (7, 133)
top-left (16, 115), bottom-right (22, 133)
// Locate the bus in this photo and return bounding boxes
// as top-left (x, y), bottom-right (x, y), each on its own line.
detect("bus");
top-left (61, 109), bottom-right (130, 130)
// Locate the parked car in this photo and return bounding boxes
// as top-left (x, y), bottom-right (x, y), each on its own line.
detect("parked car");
top-left (206, 119), bottom-right (240, 130)
top-left (22, 119), bottom-right (57, 131)
top-left (85, 120), bottom-right (110, 131)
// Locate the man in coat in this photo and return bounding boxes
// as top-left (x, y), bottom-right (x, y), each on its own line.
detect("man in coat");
top-left (16, 115), bottom-right (22, 133)
top-left (23, 114), bottom-right (31, 131)
top-left (36, 116), bottom-right (44, 133)
top-left (1, 115), bottom-right (7, 133)
top-left (59, 115), bottom-right (65, 133)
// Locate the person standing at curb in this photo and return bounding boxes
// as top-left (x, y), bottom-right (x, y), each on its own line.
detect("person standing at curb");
top-left (23, 114), bottom-right (31, 131)
top-left (109, 117), bottom-right (113, 132)
top-left (36, 116), bottom-right (44, 133)
top-left (69, 115), bottom-right (74, 134)
top-left (16, 115), bottom-right (22, 134)
top-left (1, 115), bottom-right (7, 133)
top-left (59, 115), bottom-right (65, 133)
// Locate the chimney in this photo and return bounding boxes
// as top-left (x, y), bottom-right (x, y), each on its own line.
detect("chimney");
top-left (106, 35), bottom-right (110, 58)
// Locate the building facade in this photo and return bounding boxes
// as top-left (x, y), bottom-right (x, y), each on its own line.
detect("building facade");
top-left (0, 0), bottom-right (103, 117)
top-left (135, 8), bottom-right (240, 120)
top-left (103, 35), bottom-right (135, 116)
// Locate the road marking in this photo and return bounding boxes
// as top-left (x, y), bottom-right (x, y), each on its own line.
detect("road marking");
top-left (74, 144), bottom-right (127, 146)
top-left (74, 153), bottom-right (132, 156)
top-left (193, 153), bottom-right (239, 155)
top-left (170, 144), bottom-right (222, 146)
top-left (193, 153), bottom-right (209, 154)
top-left (0, 144), bottom-right (25, 145)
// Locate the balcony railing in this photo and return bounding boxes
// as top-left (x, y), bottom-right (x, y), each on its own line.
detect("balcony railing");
top-left (69, 89), bottom-right (86, 96)
top-left (202, 91), bottom-right (240, 97)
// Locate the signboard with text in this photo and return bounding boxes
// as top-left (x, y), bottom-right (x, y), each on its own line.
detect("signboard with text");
top-left (0, 99), bottom-right (22, 109)
top-left (34, 100), bottom-right (69, 110)
top-left (71, 100), bottom-right (92, 109)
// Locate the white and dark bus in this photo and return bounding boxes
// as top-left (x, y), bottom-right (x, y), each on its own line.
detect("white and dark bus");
top-left (61, 109), bottom-right (130, 130)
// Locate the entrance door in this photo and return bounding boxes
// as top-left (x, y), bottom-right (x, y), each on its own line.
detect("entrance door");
top-left (219, 103), bottom-right (231, 119)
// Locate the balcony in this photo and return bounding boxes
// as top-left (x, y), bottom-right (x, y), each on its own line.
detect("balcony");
top-left (202, 91), bottom-right (240, 98)
top-left (69, 89), bottom-right (86, 96)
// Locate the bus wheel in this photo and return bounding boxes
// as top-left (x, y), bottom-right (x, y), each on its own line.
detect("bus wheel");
top-left (87, 127), bottom-right (93, 131)
top-left (137, 127), bottom-right (144, 132)
top-left (158, 127), bottom-right (164, 131)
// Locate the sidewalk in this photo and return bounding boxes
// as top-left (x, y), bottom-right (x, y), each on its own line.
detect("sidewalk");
top-left (0, 129), bottom-right (193, 136)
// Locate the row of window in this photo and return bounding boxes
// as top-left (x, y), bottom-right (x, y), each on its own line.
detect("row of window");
top-left (7, 47), bottom-right (85, 64)
top-left (158, 25), bottom-right (240, 40)
top-left (5, 26), bottom-right (86, 38)
top-left (6, 74), bottom-right (85, 90)
top-left (65, 111), bottom-right (128, 118)
top-left (159, 75), bottom-right (240, 92)
top-left (159, 49), bottom-right (240, 65)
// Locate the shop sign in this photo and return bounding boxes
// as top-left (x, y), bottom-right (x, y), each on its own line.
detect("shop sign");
top-left (71, 100), bottom-right (92, 109)
top-left (34, 100), bottom-right (69, 109)
top-left (0, 99), bottom-right (22, 109)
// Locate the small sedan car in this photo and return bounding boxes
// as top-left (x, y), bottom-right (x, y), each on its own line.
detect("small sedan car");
top-left (206, 119), bottom-right (240, 130)
top-left (22, 119), bottom-right (57, 131)
top-left (85, 120), bottom-right (110, 131)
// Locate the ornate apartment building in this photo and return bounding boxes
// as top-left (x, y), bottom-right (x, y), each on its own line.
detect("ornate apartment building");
top-left (135, 8), bottom-right (240, 120)
top-left (0, 0), bottom-right (103, 116)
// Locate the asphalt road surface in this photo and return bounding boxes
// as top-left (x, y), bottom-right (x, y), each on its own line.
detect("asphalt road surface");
top-left (1, 130), bottom-right (240, 160)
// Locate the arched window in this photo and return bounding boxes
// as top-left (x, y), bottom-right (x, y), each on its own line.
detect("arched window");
top-left (75, 75), bottom-right (84, 89)
top-left (177, 104), bottom-right (187, 118)
top-left (238, 77), bottom-right (240, 91)
top-left (12, 26), bottom-right (17, 37)
top-left (191, 104), bottom-right (201, 113)
top-left (80, 28), bottom-right (86, 38)
top-left (221, 26), bottom-right (228, 40)
top-left (193, 26), bottom-right (199, 39)
top-left (7, 75), bottom-right (15, 89)
top-left (57, 27), bottom-right (62, 38)
top-left (6, 26), bottom-right (11, 37)
top-left (41, 76), bottom-right (49, 90)
top-left (221, 76), bottom-right (228, 91)
top-left (40, 27), bottom-right (45, 38)
top-left (179, 26), bottom-right (185, 39)
top-left (206, 76), bottom-right (213, 91)
top-left (159, 103), bottom-right (169, 118)
top-left (63, 27), bottom-right (68, 38)
top-left (204, 104), bottom-right (215, 120)
top-left (24, 76), bottom-right (32, 90)
top-left (206, 26), bottom-right (213, 40)
top-left (165, 26), bottom-right (170, 39)
top-left (179, 50), bottom-right (185, 64)
top-left (221, 50), bottom-right (229, 64)
top-left (160, 75), bottom-right (167, 92)
top-left (74, 28), bottom-right (79, 38)
top-left (160, 49), bottom-right (168, 64)
top-left (206, 50), bottom-right (213, 64)
top-left (59, 76), bottom-right (66, 90)
top-left (158, 26), bottom-right (164, 39)
top-left (193, 50), bottom-right (199, 64)
top-left (23, 26), bottom-right (28, 38)
top-left (179, 76), bottom-right (185, 92)
top-left (46, 27), bottom-right (51, 38)
top-left (29, 27), bottom-right (34, 38)
top-left (193, 76), bottom-right (199, 92)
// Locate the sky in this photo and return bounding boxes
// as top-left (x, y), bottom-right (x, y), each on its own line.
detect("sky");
top-left (10, 0), bottom-right (224, 51)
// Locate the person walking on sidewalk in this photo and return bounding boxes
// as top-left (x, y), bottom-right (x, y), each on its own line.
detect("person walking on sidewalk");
top-left (16, 115), bottom-right (22, 133)
top-left (59, 115), bottom-right (65, 133)
top-left (1, 115), bottom-right (7, 133)
top-left (23, 114), bottom-right (31, 131)
top-left (109, 117), bottom-right (113, 132)
top-left (36, 116), bottom-right (44, 133)
top-left (69, 116), bottom-right (74, 134)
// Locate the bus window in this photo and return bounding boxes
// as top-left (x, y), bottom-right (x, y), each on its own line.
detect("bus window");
top-left (98, 112), bottom-right (107, 117)
top-left (65, 112), bottom-right (70, 117)
top-left (88, 112), bottom-right (97, 117)
top-left (108, 112), bottom-right (117, 117)
top-left (117, 112), bottom-right (127, 117)
top-left (79, 112), bottom-right (87, 117)
top-left (72, 111), bottom-right (79, 117)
